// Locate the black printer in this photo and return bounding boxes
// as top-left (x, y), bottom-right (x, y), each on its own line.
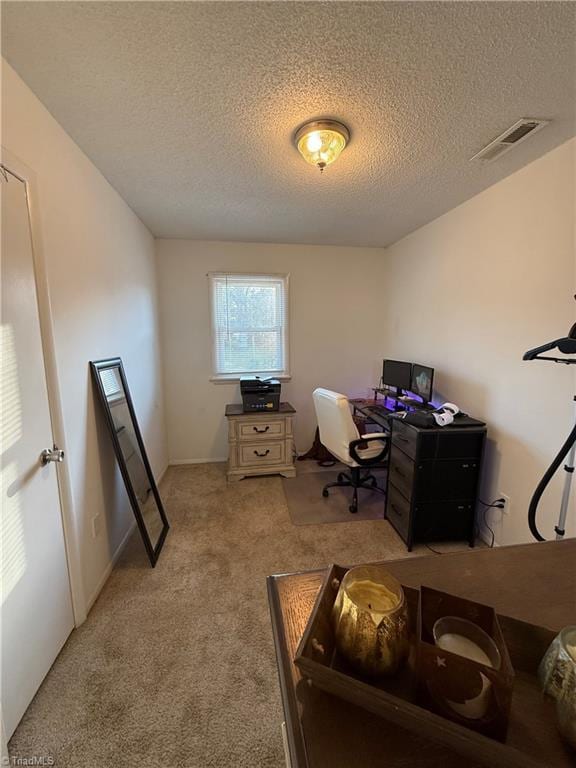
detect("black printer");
top-left (240, 376), bottom-right (281, 412)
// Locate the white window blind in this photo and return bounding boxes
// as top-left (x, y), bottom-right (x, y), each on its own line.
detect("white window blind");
top-left (209, 273), bottom-right (289, 377)
top-left (100, 367), bottom-right (124, 401)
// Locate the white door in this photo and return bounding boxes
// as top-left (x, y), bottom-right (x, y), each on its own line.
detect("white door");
top-left (1, 167), bottom-right (74, 739)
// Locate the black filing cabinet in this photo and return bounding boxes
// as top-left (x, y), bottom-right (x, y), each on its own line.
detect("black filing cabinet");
top-left (385, 419), bottom-right (486, 551)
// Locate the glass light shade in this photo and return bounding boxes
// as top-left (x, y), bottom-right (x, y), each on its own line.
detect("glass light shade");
top-left (294, 120), bottom-right (350, 171)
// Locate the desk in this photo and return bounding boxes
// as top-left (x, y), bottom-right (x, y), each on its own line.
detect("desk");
top-left (350, 398), bottom-right (391, 432)
top-left (267, 540), bottom-right (576, 768)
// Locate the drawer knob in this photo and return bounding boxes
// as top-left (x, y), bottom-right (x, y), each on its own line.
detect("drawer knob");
top-left (253, 425), bottom-right (270, 433)
top-left (254, 449), bottom-right (270, 458)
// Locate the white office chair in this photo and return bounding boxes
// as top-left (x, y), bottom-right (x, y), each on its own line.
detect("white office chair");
top-left (312, 388), bottom-right (389, 514)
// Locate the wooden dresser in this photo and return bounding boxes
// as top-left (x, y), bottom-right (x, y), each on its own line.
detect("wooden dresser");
top-left (386, 417), bottom-right (486, 551)
top-left (225, 402), bottom-right (296, 482)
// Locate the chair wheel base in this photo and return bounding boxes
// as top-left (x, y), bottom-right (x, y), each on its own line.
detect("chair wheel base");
top-left (320, 467), bottom-right (382, 514)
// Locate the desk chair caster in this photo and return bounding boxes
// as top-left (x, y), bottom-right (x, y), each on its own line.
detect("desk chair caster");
top-left (321, 481), bottom-right (358, 514)
top-left (321, 486), bottom-right (355, 514)
top-left (321, 468), bottom-right (386, 514)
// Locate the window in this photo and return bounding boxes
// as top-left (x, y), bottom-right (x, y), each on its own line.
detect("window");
top-left (209, 272), bottom-right (289, 379)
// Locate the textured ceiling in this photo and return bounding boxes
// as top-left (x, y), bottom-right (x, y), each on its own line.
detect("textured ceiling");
top-left (2, 1), bottom-right (576, 247)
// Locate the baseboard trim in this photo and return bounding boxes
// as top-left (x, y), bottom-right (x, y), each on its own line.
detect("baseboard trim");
top-left (85, 517), bottom-right (137, 614)
top-left (169, 458), bottom-right (227, 465)
top-left (83, 463), bottom-right (170, 618)
top-left (157, 463), bottom-right (169, 483)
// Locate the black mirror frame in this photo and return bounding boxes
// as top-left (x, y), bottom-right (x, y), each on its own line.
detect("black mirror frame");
top-left (90, 357), bottom-right (169, 566)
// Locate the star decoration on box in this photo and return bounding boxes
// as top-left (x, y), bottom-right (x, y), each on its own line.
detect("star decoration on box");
top-left (435, 656), bottom-right (447, 668)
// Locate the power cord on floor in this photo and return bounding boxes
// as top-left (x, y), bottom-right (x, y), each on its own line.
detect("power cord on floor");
top-left (424, 543), bottom-right (445, 555)
top-left (476, 497), bottom-right (505, 548)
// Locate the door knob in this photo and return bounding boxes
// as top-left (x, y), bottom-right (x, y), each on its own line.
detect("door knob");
top-left (40, 445), bottom-right (65, 465)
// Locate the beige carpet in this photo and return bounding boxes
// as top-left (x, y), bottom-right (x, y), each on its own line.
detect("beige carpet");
top-left (9, 463), bottom-right (471, 768)
top-left (283, 468), bottom-right (387, 524)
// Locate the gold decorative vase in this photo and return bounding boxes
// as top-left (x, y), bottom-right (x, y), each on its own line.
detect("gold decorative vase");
top-left (332, 565), bottom-right (408, 677)
top-left (539, 625), bottom-right (576, 749)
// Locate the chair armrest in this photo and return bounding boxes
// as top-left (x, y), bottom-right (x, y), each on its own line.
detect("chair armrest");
top-left (349, 435), bottom-right (390, 466)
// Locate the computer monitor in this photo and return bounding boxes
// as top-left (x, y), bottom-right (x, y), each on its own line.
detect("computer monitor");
top-left (410, 364), bottom-right (434, 403)
top-left (382, 359), bottom-right (412, 391)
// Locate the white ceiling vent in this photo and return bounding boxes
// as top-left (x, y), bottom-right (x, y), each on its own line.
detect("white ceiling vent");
top-left (470, 118), bottom-right (549, 162)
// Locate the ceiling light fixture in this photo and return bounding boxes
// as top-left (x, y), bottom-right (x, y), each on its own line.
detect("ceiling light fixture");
top-left (294, 119), bottom-right (350, 172)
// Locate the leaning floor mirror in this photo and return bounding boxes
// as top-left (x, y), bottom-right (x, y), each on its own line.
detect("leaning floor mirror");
top-left (90, 358), bottom-right (169, 566)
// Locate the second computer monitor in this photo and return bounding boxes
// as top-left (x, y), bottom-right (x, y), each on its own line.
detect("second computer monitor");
top-left (382, 359), bottom-right (412, 391)
top-left (410, 364), bottom-right (434, 403)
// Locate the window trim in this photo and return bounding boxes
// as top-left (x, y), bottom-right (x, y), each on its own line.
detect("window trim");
top-left (208, 271), bottom-right (290, 381)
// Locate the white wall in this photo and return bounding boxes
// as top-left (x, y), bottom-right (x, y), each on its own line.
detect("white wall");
top-left (2, 62), bottom-right (168, 610)
top-left (382, 137), bottom-right (576, 545)
top-left (155, 240), bottom-right (386, 462)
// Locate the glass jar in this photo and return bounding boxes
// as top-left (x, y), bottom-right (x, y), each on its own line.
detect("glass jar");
top-left (332, 565), bottom-right (409, 677)
top-left (539, 625), bottom-right (576, 749)
top-left (431, 615), bottom-right (502, 721)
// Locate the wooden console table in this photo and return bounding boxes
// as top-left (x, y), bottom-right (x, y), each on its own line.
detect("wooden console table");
top-left (267, 540), bottom-right (576, 768)
top-left (226, 402), bottom-right (296, 481)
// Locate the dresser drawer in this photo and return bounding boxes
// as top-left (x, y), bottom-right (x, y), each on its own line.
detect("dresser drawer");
top-left (238, 441), bottom-right (286, 468)
top-left (414, 459), bottom-right (481, 502)
top-left (391, 419), bottom-right (418, 460)
top-left (238, 419), bottom-right (285, 441)
top-left (388, 443), bottom-right (415, 501)
top-left (414, 501), bottom-right (474, 541)
top-left (386, 483), bottom-right (411, 543)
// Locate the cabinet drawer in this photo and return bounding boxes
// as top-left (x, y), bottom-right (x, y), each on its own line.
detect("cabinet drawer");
top-left (238, 419), bottom-right (285, 441)
top-left (433, 431), bottom-right (485, 460)
top-left (389, 444), bottom-right (415, 501)
top-left (414, 501), bottom-right (474, 541)
top-left (414, 459), bottom-right (481, 502)
top-left (386, 483), bottom-right (411, 543)
top-left (391, 420), bottom-right (418, 460)
top-left (418, 430), bottom-right (486, 460)
top-left (238, 441), bottom-right (285, 468)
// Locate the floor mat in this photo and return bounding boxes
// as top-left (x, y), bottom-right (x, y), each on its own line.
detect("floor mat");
top-left (283, 468), bottom-right (387, 525)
